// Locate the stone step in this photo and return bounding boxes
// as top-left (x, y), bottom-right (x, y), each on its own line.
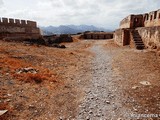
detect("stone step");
top-left (133, 35), bottom-right (141, 38)
top-left (131, 31), bottom-right (145, 50)
top-left (133, 39), bottom-right (142, 41)
top-left (136, 45), bottom-right (145, 50)
top-left (134, 41), bottom-right (143, 44)
top-left (136, 43), bottom-right (144, 46)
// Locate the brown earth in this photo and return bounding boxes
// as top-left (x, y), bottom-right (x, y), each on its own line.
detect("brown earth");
top-left (0, 38), bottom-right (160, 120)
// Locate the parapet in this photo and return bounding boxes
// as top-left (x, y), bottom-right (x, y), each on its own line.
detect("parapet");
top-left (119, 9), bottom-right (160, 29)
top-left (0, 17), bottom-right (38, 28)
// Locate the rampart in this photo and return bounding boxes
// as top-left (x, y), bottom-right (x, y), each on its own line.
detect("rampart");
top-left (0, 17), bottom-right (41, 41)
top-left (83, 32), bottom-right (113, 39)
top-left (120, 9), bottom-right (160, 29)
top-left (114, 9), bottom-right (160, 52)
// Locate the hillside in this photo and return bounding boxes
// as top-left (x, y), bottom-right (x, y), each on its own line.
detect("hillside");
top-left (40, 25), bottom-right (112, 35)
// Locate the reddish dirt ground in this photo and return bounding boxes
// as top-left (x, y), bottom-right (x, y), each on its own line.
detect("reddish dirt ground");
top-left (0, 38), bottom-right (160, 120)
top-left (0, 39), bottom-right (92, 120)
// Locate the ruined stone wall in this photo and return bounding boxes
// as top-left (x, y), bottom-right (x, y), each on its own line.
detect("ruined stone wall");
top-left (119, 9), bottom-right (160, 29)
top-left (144, 9), bottom-right (160, 27)
top-left (120, 15), bottom-right (132, 29)
top-left (136, 26), bottom-right (160, 49)
top-left (84, 32), bottom-right (113, 39)
top-left (120, 15), bottom-right (143, 29)
top-left (0, 17), bottom-right (41, 40)
top-left (114, 29), bottom-right (130, 46)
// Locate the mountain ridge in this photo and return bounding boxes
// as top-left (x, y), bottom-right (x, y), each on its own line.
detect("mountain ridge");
top-left (40, 25), bottom-right (112, 35)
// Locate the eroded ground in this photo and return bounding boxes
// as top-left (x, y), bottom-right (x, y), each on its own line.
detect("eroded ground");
top-left (0, 39), bottom-right (160, 120)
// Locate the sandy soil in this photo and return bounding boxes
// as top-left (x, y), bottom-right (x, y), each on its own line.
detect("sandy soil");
top-left (0, 39), bottom-right (160, 120)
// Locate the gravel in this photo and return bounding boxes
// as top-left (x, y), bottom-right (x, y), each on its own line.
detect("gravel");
top-left (76, 41), bottom-right (131, 120)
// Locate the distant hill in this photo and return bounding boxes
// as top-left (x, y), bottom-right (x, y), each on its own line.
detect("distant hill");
top-left (40, 25), bottom-right (112, 35)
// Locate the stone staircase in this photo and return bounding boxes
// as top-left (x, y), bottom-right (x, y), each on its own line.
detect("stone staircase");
top-left (131, 30), bottom-right (145, 50)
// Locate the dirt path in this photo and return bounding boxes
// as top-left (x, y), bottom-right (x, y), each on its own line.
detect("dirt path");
top-left (76, 41), bottom-right (131, 120)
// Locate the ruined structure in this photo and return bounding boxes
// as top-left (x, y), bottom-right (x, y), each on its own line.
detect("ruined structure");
top-left (0, 17), bottom-right (41, 41)
top-left (84, 32), bottom-right (113, 40)
top-left (114, 9), bottom-right (160, 50)
top-left (43, 34), bottom-right (73, 44)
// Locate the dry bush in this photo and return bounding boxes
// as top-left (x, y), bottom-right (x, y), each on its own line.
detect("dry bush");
top-left (0, 56), bottom-right (56, 84)
top-left (13, 72), bottom-right (56, 84)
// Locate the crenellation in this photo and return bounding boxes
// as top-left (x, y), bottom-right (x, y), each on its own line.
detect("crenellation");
top-left (0, 17), bottom-right (41, 40)
top-left (27, 20), bottom-right (37, 27)
top-left (9, 18), bottom-right (15, 26)
top-left (21, 20), bottom-right (27, 26)
top-left (120, 9), bottom-right (160, 29)
top-left (15, 19), bottom-right (21, 26)
top-left (2, 18), bottom-right (9, 24)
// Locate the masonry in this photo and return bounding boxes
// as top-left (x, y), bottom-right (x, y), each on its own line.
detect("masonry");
top-left (83, 32), bottom-right (113, 40)
top-left (0, 17), bottom-right (41, 41)
top-left (114, 9), bottom-right (160, 51)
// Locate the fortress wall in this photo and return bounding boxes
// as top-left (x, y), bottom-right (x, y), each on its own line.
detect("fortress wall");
top-left (120, 9), bottom-right (160, 29)
top-left (27, 21), bottom-right (37, 28)
top-left (0, 17), bottom-right (41, 40)
top-left (136, 26), bottom-right (160, 49)
top-left (15, 19), bottom-right (21, 26)
top-left (84, 32), bottom-right (113, 39)
top-left (144, 9), bottom-right (160, 27)
top-left (114, 29), bottom-right (130, 46)
top-left (120, 15), bottom-right (132, 29)
top-left (0, 18), bottom-right (38, 28)
top-left (0, 26), bottom-right (25, 33)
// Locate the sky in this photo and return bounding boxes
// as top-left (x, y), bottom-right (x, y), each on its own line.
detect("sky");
top-left (0, 0), bottom-right (160, 29)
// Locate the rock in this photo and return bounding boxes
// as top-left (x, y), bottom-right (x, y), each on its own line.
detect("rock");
top-left (59, 116), bottom-right (63, 120)
top-left (0, 110), bottom-right (8, 116)
top-left (5, 99), bottom-right (11, 102)
top-left (132, 86), bottom-right (139, 90)
top-left (140, 81), bottom-right (151, 86)
top-left (17, 67), bottom-right (38, 74)
top-left (117, 118), bottom-right (122, 120)
top-left (51, 44), bottom-right (66, 49)
top-left (105, 100), bottom-right (110, 104)
top-left (7, 94), bottom-right (12, 97)
top-left (59, 45), bottom-right (66, 48)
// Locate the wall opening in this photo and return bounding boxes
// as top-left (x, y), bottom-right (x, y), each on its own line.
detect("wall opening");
top-left (150, 15), bottom-right (153, 21)
top-left (145, 14), bottom-right (149, 21)
top-left (159, 13), bottom-right (160, 19)
top-left (154, 11), bottom-right (157, 19)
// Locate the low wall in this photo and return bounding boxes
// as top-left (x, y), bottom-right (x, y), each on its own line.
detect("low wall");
top-left (114, 29), bottom-right (130, 46)
top-left (136, 26), bottom-right (160, 49)
top-left (84, 32), bottom-right (113, 39)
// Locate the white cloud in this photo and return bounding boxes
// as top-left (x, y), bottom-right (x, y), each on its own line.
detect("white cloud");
top-left (0, 0), bottom-right (160, 29)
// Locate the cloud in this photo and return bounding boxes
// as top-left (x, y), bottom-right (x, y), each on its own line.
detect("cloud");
top-left (0, 0), bottom-right (3, 6)
top-left (0, 0), bottom-right (160, 29)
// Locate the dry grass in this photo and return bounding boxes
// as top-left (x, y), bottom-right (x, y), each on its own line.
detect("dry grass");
top-left (0, 40), bottom-right (91, 120)
top-left (0, 48), bottom-right (56, 84)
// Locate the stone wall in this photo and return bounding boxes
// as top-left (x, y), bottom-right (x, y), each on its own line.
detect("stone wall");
top-left (114, 29), bottom-right (130, 46)
top-left (136, 26), bottom-right (160, 49)
top-left (84, 32), bottom-right (113, 39)
top-left (0, 17), bottom-right (41, 40)
top-left (119, 9), bottom-right (160, 29)
top-left (120, 15), bottom-right (132, 29)
top-left (144, 9), bottom-right (160, 27)
top-left (120, 15), bottom-right (144, 29)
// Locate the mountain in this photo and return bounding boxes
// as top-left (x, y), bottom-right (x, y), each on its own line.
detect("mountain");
top-left (40, 25), bottom-right (112, 35)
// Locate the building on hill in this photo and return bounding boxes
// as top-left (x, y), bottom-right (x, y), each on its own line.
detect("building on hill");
top-left (0, 17), bottom-right (41, 41)
top-left (114, 9), bottom-right (160, 50)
